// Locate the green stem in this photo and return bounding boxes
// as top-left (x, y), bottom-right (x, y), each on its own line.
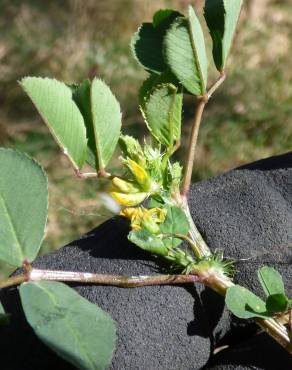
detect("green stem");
top-left (182, 200), bottom-right (211, 258)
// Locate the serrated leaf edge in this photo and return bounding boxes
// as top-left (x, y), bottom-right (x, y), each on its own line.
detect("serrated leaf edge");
top-left (20, 77), bottom-right (87, 170)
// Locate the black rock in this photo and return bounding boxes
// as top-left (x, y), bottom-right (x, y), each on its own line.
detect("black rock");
top-left (0, 152), bottom-right (291, 370)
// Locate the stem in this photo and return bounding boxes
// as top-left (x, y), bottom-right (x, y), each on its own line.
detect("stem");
top-left (207, 72), bottom-right (226, 99)
top-left (0, 274), bottom-right (27, 289)
top-left (0, 269), bottom-right (202, 289)
top-left (180, 72), bottom-right (226, 198)
top-left (182, 201), bottom-right (211, 258)
top-left (181, 96), bottom-right (207, 197)
top-left (74, 169), bottom-right (111, 179)
top-left (256, 318), bottom-right (292, 354)
top-left (200, 271), bottom-right (292, 354)
top-left (0, 266), bottom-right (291, 353)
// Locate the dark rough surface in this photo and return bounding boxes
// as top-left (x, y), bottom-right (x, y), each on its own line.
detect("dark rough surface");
top-left (0, 152), bottom-right (292, 370)
top-left (188, 152), bottom-right (292, 351)
top-left (0, 218), bottom-right (211, 370)
top-left (205, 333), bottom-right (292, 370)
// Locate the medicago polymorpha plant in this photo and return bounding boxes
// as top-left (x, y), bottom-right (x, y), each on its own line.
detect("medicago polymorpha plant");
top-left (0, 2), bottom-right (291, 369)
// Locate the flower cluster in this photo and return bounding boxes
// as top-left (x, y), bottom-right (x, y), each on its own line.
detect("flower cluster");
top-left (120, 206), bottom-right (166, 234)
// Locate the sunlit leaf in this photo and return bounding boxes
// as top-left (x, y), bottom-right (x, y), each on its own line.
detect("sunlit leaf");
top-left (141, 83), bottom-right (182, 146)
top-left (90, 78), bottom-right (122, 171)
top-left (204, 0), bottom-right (243, 71)
top-left (0, 149), bottom-right (48, 267)
top-left (164, 8), bottom-right (208, 95)
top-left (20, 281), bottom-right (116, 370)
top-left (21, 77), bottom-right (87, 169)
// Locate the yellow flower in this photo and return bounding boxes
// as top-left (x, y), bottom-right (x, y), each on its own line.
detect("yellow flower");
top-left (109, 159), bottom-right (153, 206)
top-left (126, 159), bottom-right (150, 189)
top-left (111, 177), bottom-right (140, 194)
top-left (110, 191), bottom-right (148, 207)
top-left (120, 207), bottom-right (167, 234)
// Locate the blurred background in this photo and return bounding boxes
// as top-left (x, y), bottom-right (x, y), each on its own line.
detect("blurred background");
top-left (0, 0), bottom-right (291, 254)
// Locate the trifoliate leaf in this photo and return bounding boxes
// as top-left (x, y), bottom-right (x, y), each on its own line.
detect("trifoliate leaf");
top-left (0, 149), bottom-right (48, 267)
top-left (21, 77), bottom-right (87, 169)
top-left (20, 281), bottom-right (116, 370)
top-left (226, 285), bottom-right (269, 319)
top-left (204, 0), bottom-right (243, 71)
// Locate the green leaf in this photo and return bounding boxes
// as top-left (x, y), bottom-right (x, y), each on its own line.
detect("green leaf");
top-left (0, 260), bottom-right (17, 280)
top-left (0, 301), bottom-right (10, 325)
top-left (188, 6), bottom-right (208, 90)
top-left (266, 294), bottom-right (289, 313)
top-left (226, 285), bottom-right (269, 319)
top-left (152, 9), bottom-right (181, 28)
top-left (139, 71), bottom-right (179, 107)
top-left (131, 23), bottom-right (165, 73)
top-left (20, 281), bottom-right (116, 370)
top-left (141, 83), bottom-right (182, 146)
top-left (21, 77), bottom-right (87, 169)
top-left (204, 0), bottom-right (243, 71)
top-left (131, 10), bottom-right (181, 74)
top-left (70, 80), bottom-right (96, 168)
top-left (128, 229), bottom-right (168, 256)
top-left (160, 205), bottom-right (189, 248)
top-left (90, 78), bottom-right (122, 171)
top-left (0, 149), bottom-right (48, 267)
top-left (164, 9), bottom-right (208, 95)
top-left (257, 266), bottom-right (285, 297)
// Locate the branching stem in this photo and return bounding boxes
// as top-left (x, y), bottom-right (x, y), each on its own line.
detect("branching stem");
top-left (74, 169), bottom-right (112, 179)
